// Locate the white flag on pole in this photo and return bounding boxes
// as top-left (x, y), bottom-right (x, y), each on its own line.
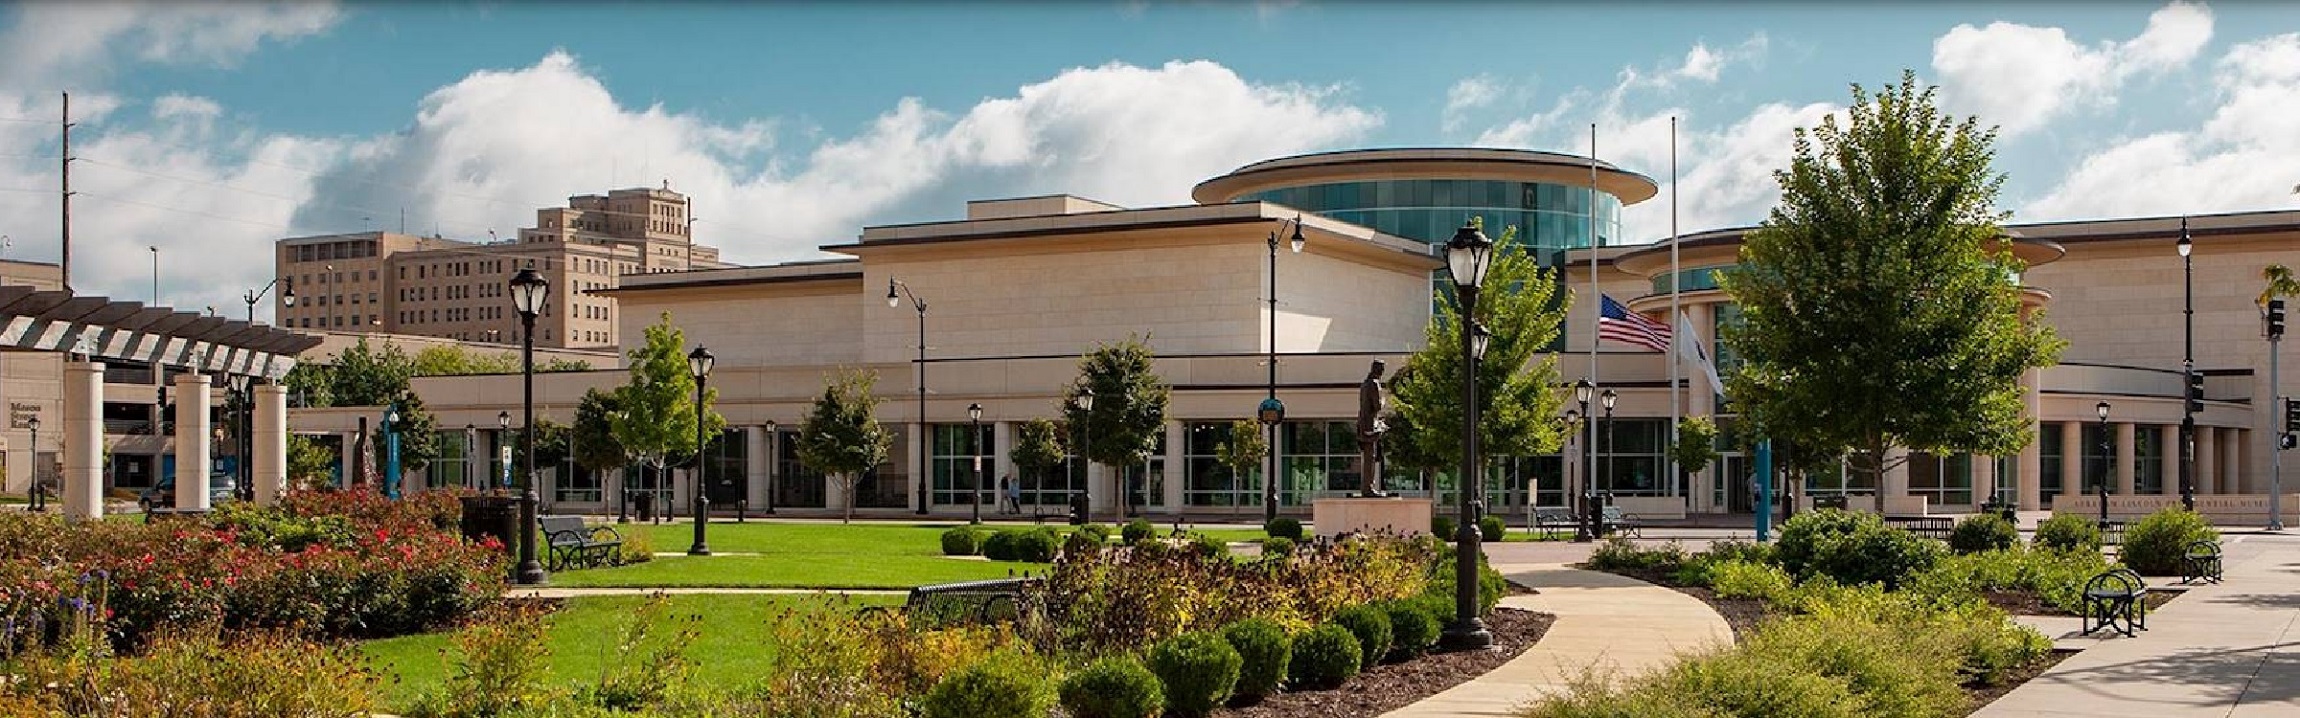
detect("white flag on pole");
top-left (1677, 310), bottom-right (1724, 399)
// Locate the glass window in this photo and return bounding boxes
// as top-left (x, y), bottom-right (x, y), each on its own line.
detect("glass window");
top-left (774, 429), bottom-right (826, 508)
top-left (1594, 418), bottom-right (1666, 496)
top-left (1279, 420), bottom-right (1359, 506)
top-left (2080, 423), bottom-right (2117, 494)
top-left (2135, 425), bottom-right (2164, 495)
top-left (2039, 423), bottom-right (2064, 504)
top-left (1186, 421), bottom-right (1263, 509)
top-left (1907, 452), bottom-right (1973, 507)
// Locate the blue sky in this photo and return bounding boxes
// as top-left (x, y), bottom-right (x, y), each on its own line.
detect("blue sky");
top-left (1, 1), bottom-right (2294, 316)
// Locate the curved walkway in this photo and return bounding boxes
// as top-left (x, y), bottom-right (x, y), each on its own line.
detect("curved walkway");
top-left (1382, 563), bottom-right (1732, 717)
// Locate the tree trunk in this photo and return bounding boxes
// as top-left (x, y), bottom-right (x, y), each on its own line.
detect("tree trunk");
top-left (1866, 438), bottom-right (1889, 515)
top-left (842, 473), bottom-right (854, 524)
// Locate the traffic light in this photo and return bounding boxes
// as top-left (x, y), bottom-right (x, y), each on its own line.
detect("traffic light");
top-left (2286, 396), bottom-right (2300, 433)
top-left (2272, 299), bottom-right (2287, 339)
top-left (2284, 432), bottom-right (2297, 451)
top-left (2185, 371), bottom-right (2206, 413)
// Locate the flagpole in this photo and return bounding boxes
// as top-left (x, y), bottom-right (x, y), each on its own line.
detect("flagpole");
top-left (1669, 116), bottom-right (1683, 510)
top-left (1588, 123), bottom-right (1601, 512)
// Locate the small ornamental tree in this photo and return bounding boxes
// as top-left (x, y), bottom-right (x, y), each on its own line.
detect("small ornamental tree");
top-left (370, 390), bottom-right (442, 476)
top-left (2260, 264), bottom-right (2300, 308)
top-left (286, 434), bottom-right (337, 490)
top-left (1212, 419), bottom-right (1267, 500)
top-left (1390, 220), bottom-right (1571, 487)
top-left (1012, 418), bottom-right (1066, 502)
top-left (610, 314), bottom-right (725, 496)
top-left (797, 368), bottom-right (894, 522)
top-left (573, 388), bottom-right (631, 489)
top-left (1670, 416), bottom-right (1722, 498)
top-left (1062, 336), bottom-right (1172, 517)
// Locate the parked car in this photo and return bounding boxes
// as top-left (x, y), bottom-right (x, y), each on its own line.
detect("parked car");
top-left (137, 473), bottom-right (238, 511)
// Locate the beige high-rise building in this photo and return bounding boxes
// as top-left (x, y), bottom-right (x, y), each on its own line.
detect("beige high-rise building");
top-left (275, 186), bottom-right (726, 349)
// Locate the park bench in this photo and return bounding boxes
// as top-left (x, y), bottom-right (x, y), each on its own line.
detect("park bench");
top-left (902, 577), bottom-right (1043, 628)
top-left (1532, 507), bottom-right (1577, 537)
top-left (1600, 506), bottom-right (1643, 538)
top-left (539, 515), bottom-right (624, 570)
top-left (2182, 539), bottom-right (2224, 585)
top-left (2081, 568), bottom-right (2149, 637)
top-left (1882, 516), bottom-right (1953, 540)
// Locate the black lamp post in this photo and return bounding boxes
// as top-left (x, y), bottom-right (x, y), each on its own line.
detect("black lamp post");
top-left (1561, 409), bottom-right (1579, 521)
top-left (1074, 392), bottom-right (1095, 521)
top-left (1600, 388), bottom-right (1618, 520)
top-left (1573, 379), bottom-right (1594, 542)
top-left (25, 415), bottom-right (41, 512)
top-left (888, 279), bottom-right (929, 515)
top-left (228, 373), bottom-right (252, 501)
top-left (763, 419), bottom-right (778, 515)
top-left (687, 346), bottom-right (714, 556)
top-left (968, 402), bottom-right (984, 525)
top-left (2178, 226), bottom-right (2196, 512)
top-left (1262, 216), bottom-right (1305, 522)
top-left (245, 277), bottom-right (294, 325)
top-left (2097, 400), bottom-right (2112, 529)
top-left (464, 424), bottom-right (477, 491)
top-left (509, 267), bottom-right (549, 585)
top-left (1440, 220), bottom-right (1495, 651)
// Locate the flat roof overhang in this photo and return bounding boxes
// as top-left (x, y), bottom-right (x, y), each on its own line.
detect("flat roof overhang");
top-left (0, 286), bottom-right (324, 378)
top-left (1192, 147), bottom-right (1662, 206)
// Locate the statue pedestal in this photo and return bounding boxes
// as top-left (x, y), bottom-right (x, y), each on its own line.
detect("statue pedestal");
top-left (1313, 496), bottom-right (1435, 539)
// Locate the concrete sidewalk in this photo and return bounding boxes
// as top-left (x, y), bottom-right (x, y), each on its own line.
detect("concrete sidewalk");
top-left (1381, 564), bottom-right (1732, 717)
top-left (1975, 533), bottom-right (2300, 718)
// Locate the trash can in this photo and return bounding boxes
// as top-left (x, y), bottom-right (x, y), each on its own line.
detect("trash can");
top-left (458, 495), bottom-right (518, 558)
top-left (634, 491), bottom-right (656, 523)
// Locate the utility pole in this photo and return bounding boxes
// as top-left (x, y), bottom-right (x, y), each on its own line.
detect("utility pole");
top-left (60, 92), bottom-right (73, 292)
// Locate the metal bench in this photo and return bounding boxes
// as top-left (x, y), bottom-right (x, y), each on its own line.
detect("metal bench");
top-left (1600, 506), bottom-right (1643, 538)
top-left (2181, 539), bottom-right (2223, 585)
top-left (539, 515), bottom-right (624, 570)
top-left (2081, 568), bottom-right (2148, 637)
top-left (1532, 507), bottom-right (1577, 537)
top-left (902, 577), bottom-right (1043, 628)
top-left (1883, 516), bottom-right (1953, 540)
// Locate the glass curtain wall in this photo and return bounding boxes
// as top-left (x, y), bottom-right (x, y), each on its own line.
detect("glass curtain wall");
top-left (851, 427), bottom-right (908, 508)
top-left (774, 428), bottom-right (826, 508)
top-left (2039, 424), bottom-right (2064, 506)
top-left (931, 424), bottom-right (994, 508)
top-left (1906, 452), bottom-right (1973, 507)
top-left (1184, 421), bottom-right (1262, 510)
top-left (1595, 418), bottom-right (1667, 496)
top-left (700, 428), bottom-right (746, 506)
top-left (2080, 423), bottom-right (2117, 494)
top-left (2135, 426), bottom-right (2165, 495)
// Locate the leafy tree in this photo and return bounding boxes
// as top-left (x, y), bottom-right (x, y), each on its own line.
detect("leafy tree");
top-left (1719, 70), bottom-right (2064, 512)
top-left (1669, 415), bottom-right (1722, 498)
top-left (1011, 418), bottom-right (1066, 494)
top-left (369, 391), bottom-right (442, 486)
top-left (412, 345), bottom-right (520, 376)
top-left (331, 338), bottom-right (416, 407)
top-left (1390, 220), bottom-right (1571, 485)
top-left (572, 388), bottom-right (630, 480)
top-left (537, 357), bottom-right (594, 372)
top-left (1212, 419), bottom-right (1267, 497)
top-left (2262, 264), bottom-right (2300, 308)
top-left (531, 417), bottom-right (571, 473)
top-left (287, 434), bottom-right (337, 491)
top-left (1060, 336), bottom-right (1172, 516)
top-left (282, 362), bottom-right (332, 409)
top-left (796, 368), bottom-right (894, 522)
top-left (609, 313), bottom-right (725, 486)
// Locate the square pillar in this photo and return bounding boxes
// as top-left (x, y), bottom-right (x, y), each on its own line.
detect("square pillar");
top-left (173, 372), bottom-right (212, 511)
top-left (744, 426), bottom-right (769, 509)
top-left (993, 420), bottom-right (1016, 508)
top-left (1881, 448), bottom-right (1910, 500)
top-left (1163, 420), bottom-right (1186, 511)
top-left (2060, 421), bottom-right (2083, 502)
top-left (2114, 422), bottom-right (2136, 496)
top-left (61, 361), bottom-right (104, 522)
top-left (2222, 428), bottom-right (2245, 494)
top-left (2018, 371), bottom-right (2043, 510)
top-left (252, 382), bottom-right (288, 505)
top-left (2196, 426), bottom-right (2218, 495)
top-left (1972, 454), bottom-right (1997, 508)
top-left (2160, 425), bottom-right (2181, 495)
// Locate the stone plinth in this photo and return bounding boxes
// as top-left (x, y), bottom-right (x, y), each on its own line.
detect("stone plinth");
top-left (1313, 496), bottom-right (1434, 538)
top-left (2055, 493), bottom-right (2300, 524)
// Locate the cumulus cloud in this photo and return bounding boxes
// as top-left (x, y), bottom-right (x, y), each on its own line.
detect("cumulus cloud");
top-left (0, 1), bottom-right (341, 85)
top-left (2022, 32), bottom-right (2300, 220)
top-left (1442, 75), bottom-right (1503, 133)
top-left (1932, 1), bottom-right (2212, 135)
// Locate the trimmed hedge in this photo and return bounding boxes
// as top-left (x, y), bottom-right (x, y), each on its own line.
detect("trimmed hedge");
top-left (1221, 617), bottom-right (1291, 704)
top-left (1058, 656), bottom-right (1164, 718)
top-left (1383, 600), bottom-right (1440, 659)
top-left (1286, 624), bottom-right (1363, 690)
top-left (1431, 515), bottom-right (1458, 541)
top-left (2035, 513), bottom-right (2103, 553)
top-left (1478, 515), bottom-right (1506, 542)
top-left (940, 527), bottom-right (986, 556)
top-left (1122, 519), bottom-right (1158, 545)
top-left (922, 651), bottom-right (1054, 718)
top-left (1949, 514), bottom-right (2019, 554)
top-left (1330, 604), bottom-right (1393, 667)
top-left (1264, 517), bottom-right (1304, 541)
top-left (1147, 631), bottom-right (1242, 717)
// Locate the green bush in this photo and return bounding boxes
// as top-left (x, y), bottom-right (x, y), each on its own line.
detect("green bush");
top-left (1707, 560), bottom-right (1794, 602)
top-left (1949, 514), bottom-right (2019, 554)
top-left (1188, 533), bottom-right (1231, 558)
top-left (1122, 519), bottom-right (1159, 545)
top-left (1058, 656), bottom-right (1164, 718)
top-left (1586, 537), bottom-right (1689, 573)
top-left (1428, 553), bottom-right (1506, 615)
top-left (1014, 528), bottom-right (1062, 563)
top-left (1146, 632), bottom-right (1242, 717)
top-left (940, 527), bottom-right (986, 556)
top-left (1773, 509), bottom-right (1944, 588)
top-left (1706, 538), bottom-right (1775, 566)
top-left (1286, 624), bottom-right (1363, 690)
top-left (1479, 515), bottom-right (1507, 542)
top-left (1065, 529), bottom-right (1105, 556)
top-left (983, 528), bottom-right (1023, 561)
top-left (1076, 523), bottom-right (1113, 545)
top-left (922, 651), bottom-right (1054, 718)
top-left (1264, 517), bottom-right (1304, 541)
top-left (1907, 547), bottom-right (2115, 615)
top-left (1383, 601), bottom-right (1440, 659)
top-left (1330, 604), bottom-right (1393, 667)
top-left (1431, 515), bottom-right (1458, 540)
top-left (2120, 507), bottom-right (2219, 575)
top-left (2034, 513), bottom-right (2102, 553)
top-left (1260, 536), bottom-right (1295, 558)
top-left (1220, 617), bottom-right (1291, 704)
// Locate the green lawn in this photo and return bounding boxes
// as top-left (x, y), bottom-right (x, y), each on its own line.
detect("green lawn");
top-left (361, 593), bottom-right (894, 711)
top-left (549, 521), bottom-right (1051, 588)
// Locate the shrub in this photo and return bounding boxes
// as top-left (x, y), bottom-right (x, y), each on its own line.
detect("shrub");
top-left (1706, 538), bottom-right (1775, 566)
top-left (1014, 528), bottom-right (1062, 563)
top-left (922, 651), bottom-right (1053, 718)
top-left (406, 604), bottom-right (558, 717)
top-left (1058, 656), bottom-right (1164, 718)
top-left (2034, 513), bottom-right (2103, 553)
top-left (1906, 546), bottom-right (2115, 616)
top-left (1773, 509), bottom-right (1944, 588)
top-left (941, 527), bottom-right (986, 556)
top-left (1383, 601), bottom-right (1440, 659)
top-left (1188, 533), bottom-right (1231, 558)
top-left (1146, 631), bottom-right (1242, 717)
top-left (4, 624), bottom-right (381, 718)
top-left (983, 529), bottom-right (1024, 561)
top-left (1065, 529), bottom-right (1106, 556)
top-left (1221, 617), bottom-right (1291, 703)
top-left (1427, 553), bottom-right (1507, 615)
top-left (1586, 538), bottom-right (1690, 574)
top-left (1123, 519), bottom-right (1158, 545)
top-left (1035, 533), bottom-right (1441, 653)
top-left (1286, 624), bottom-right (1363, 690)
top-left (1330, 604), bottom-right (1394, 666)
top-left (1431, 515), bottom-right (1458, 540)
top-left (1260, 536), bottom-right (1295, 558)
top-left (1707, 560), bottom-right (1794, 602)
top-left (1479, 515), bottom-right (1507, 542)
top-left (1949, 514), bottom-right (2019, 554)
top-left (615, 528), bottom-right (655, 565)
top-left (1077, 523), bottom-right (1113, 545)
top-left (2121, 507), bottom-right (2219, 575)
top-left (1264, 517), bottom-right (1305, 541)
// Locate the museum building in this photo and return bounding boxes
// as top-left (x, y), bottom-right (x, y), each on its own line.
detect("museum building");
top-left (288, 148), bottom-right (2299, 522)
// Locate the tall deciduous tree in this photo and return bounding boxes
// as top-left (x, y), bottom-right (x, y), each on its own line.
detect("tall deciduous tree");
top-left (370, 391), bottom-right (442, 476)
top-left (1011, 418), bottom-right (1066, 497)
top-left (609, 314), bottom-right (725, 487)
top-left (1390, 221), bottom-right (1571, 489)
top-left (572, 388), bottom-right (630, 481)
top-left (1061, 336), bottom-right (1171, 514)
top-left (2261, 264), bottom-right (2300, 308)
top-left (331, 338), bottom-right (416, 407)
top-left (1720, 70), bottom-right (2064, 513)
top-left (796, 368), bottom-right (893, 522)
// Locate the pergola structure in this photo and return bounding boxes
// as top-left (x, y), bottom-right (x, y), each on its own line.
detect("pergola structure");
top-left (0, 286), bottom-right (323, 520)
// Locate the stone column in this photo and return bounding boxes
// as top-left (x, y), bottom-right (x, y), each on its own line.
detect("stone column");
top-left (2060, 421), bottom-right (2083, 502)
top-left (173, 373), bottom-right (212, 511)
top-left (993, 421), bottom-right (1015, 511)
top-left (2114, 423), bottom-right (2136, 496)
top-left (1972, 454), bottom-right (1996, 509)
top-left (2222, 428), bottom-right (2245, 494)
top-left (2196, 426), bottom-right (2217, 495)
top-left (1163, 420), bottom-right (1186, 511)
top-left (1881, 448), bottom-right (1910, 506)
top-left (744, 426), bottom-right (769, 509)
top-left (2018, 370), bottom-right (2043, 510)
top-left (252, 383), bottom-right (287, 506)
top-left (61, 361), bottom-right (104, 522)
top-left (2160, 425), bottom-right (2181, 495)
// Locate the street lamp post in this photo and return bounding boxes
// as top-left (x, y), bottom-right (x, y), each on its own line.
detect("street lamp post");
top-left (2178, 226), bottom-right (2196, 512)
top-left (26, 416), bottom-right (41, 512)
top-left (763, 419), bottom-right (778, 515)
top-left (1600, 388), bottom-right (1618, 524)
top-left (228, 374), bottom-right (252, 501)
top-left (509, 267), bottom-right (550, 585)
top-left (968, 403), bottom-right (984, 525)
top-left (1263, 216), bottom-right (1305, 522)
top-left (1440, 221), bottom-right (1496, 651)
top-left (1572, 379), bottom-right (1594, 542)
top-left (687, 346), bottom-right (714, 556)
top-left (888, 279), bottom-right (929, 515)
top-left (464, 424), bottom-right (477, 491)
top-left (2097, 401), bottom-right (2112, 529)
top-left (1075, 392), bottom-right (1095, 522)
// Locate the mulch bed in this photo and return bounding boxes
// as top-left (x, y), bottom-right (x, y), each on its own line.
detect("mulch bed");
top-left (1963, 649), bottom-right (2075, 711)
top-left (1216, 607), bottom-right (1556, 718)
top-left (1587, 564), bottom-right (1774, 643)
top-left (1980, 586), bottom-right (2181, 617)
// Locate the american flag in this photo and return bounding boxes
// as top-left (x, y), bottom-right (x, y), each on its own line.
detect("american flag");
top-left (1598, 294), bottom-right (1672, 352)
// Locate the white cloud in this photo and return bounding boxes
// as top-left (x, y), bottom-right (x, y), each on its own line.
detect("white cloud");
top-left (2022, 32), bottom-right (2300, 220)
top-left (1932, 1), bottom-right (2212, 136)
top-left (0, 1), bottom-right (341, 85)
top-left (1443, 75), bottom-right (1503, 133)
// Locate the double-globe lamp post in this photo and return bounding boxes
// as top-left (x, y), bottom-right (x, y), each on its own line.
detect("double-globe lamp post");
top-left (687, 347), bottom-right (715, 556)
top-left (968, 403), bottom-right (985, 525)
top-left (1572, 379), bottom-right (1594, 542)
top-left (509, 268), bottom-right (550, 585)
top-left (1440, 221), bottom-right (1496, 651)
top-left (1600, 388), bottom-right (1618, 521)
top-left (2096, 401), bottom-right (2112, 529)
